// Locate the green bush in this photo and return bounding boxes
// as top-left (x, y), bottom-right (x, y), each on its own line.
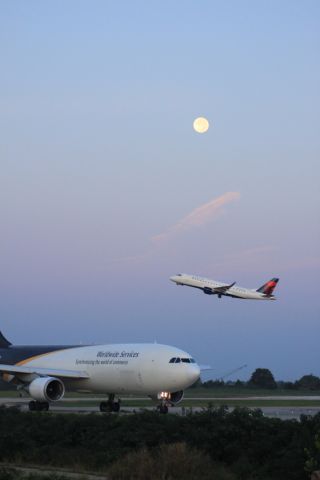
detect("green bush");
top-left (107, 442), bottom-right (235, 480)
top-left (0, 406), bottom-right (318, 479)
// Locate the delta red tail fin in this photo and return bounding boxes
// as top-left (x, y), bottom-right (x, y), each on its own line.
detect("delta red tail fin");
top-left (256, 278), bottom-right (279, 296)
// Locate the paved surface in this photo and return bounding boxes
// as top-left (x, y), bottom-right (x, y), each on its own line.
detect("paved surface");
top-left (1, 397), bottom-right (320, 420)
top-left (1, 395), bottom-right (320, 402)
top-left (0, 463), bottom-right (106, 479)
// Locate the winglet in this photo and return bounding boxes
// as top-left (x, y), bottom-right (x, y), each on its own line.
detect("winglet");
top-left (0, 331), bottom-right (12, 348)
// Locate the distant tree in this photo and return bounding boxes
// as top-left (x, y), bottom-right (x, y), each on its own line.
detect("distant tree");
top-left (203, 380), bottom-right (225, 388)
top-left (189, 378), bottom-right (202, 389)
top-left (234, 379), bottom-right (245, 388)
top-left (296, 374), bottom-right (320, 391)
top-left (277, 380), bottom-right (295, 390)
top-left (248, 368), bottom-right (277, 389)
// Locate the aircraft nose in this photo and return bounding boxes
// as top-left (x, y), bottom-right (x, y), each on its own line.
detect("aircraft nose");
top-left (187, 364), bottom-right (201, 384)
top-left (170, 276), bottom-right (176, 282)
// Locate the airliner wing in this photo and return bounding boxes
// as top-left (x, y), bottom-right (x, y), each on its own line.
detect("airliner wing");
top-left (212, 282), bottom-right (236, 294)
top-left (199, 365), bottom-right (212, 371)
top-left (0, 364), bottom-right (89, 379)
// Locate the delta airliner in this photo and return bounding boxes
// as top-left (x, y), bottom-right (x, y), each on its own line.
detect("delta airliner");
top-left (170, 273), bottom-right (279, 300)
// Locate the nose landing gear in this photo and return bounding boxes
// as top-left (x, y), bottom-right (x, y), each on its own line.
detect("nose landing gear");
top-left (157, 392), bottom-right (172, 414)
top-left (158, 402), bottom-right (169, 414)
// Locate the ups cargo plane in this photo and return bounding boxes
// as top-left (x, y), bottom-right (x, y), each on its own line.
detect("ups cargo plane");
top-left (0, 331), bottom-right (200, 414)
top-left (170, 274), bottom-right (279, 300)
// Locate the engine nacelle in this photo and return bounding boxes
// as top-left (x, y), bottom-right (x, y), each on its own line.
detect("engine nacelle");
top-left (156, 390), bottom-right (184, 404)
top-left (170, 390), bottom-right (184, 404)
top-left (28, 377), bottom-right (65, 402)
top-left (203, 287), bottom-right (213, 295)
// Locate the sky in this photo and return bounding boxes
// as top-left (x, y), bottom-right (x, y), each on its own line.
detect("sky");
top-left (0, 1), bottom-right (319, 381)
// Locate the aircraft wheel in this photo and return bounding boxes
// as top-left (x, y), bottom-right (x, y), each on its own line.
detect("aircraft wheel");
top-left (41, 402), bottom-right (49, 411)
top-left (29, 401), bottom-right (49, 412)
top-left (159, 404), bottom-right (168, 414)
top-left (100, 400), bottom-right (120, 413)
top-left (100, 401), bottom-right (108, 412)
top-left (100, 401), bottom-right (113, 413)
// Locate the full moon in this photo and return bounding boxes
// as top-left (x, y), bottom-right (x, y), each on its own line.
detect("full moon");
top-left (193, 116), bottom-right (209, 133)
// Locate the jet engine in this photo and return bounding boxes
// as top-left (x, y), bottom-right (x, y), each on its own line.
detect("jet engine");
top-left (169, 390), bottom-right (184, 404)
top-left (203, 287), bottom-right (213, 295)
top-left (156, 390), bottom-right (184, 404)
top-left (28, 377), bottom-right (65, 402)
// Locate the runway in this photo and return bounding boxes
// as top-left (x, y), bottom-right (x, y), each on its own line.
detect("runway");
top-left (1, 396), bottom-right (320, 420)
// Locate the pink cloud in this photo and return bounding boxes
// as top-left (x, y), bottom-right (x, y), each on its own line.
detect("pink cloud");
top-left (152, 192), bottom-right (241, 245)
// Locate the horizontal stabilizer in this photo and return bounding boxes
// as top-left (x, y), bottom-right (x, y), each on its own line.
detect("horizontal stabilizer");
top-left (0, 363), bottom-right (89, 379)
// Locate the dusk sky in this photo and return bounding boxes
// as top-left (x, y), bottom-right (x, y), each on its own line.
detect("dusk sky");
top-left (1, 1), bottom-right (319, 381)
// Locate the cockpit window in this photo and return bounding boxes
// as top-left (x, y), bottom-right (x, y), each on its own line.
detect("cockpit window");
top-left (169, 357), bottom-right (196, 364)
top-left (176, 274), bottom-right (182, 276)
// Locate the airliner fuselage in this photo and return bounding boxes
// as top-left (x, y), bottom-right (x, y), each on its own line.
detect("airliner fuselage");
top-left (170, 273), bottom-right (279, 300)
top-left (0, 335), bottom-right (200, 413)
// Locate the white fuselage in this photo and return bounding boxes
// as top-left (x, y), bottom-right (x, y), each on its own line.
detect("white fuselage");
top-left (170, 274), bottom-right (276, 300)
top-left (17, 343), bottom-right (200, 396)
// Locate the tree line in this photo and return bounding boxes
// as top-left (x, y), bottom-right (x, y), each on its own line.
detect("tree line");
top-left (194, 369), bottom-right (320, 390)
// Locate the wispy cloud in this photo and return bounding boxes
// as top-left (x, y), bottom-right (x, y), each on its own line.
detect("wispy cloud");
top-left (152, 192), bottom-right (241, 245)
top-left (105, 192), bottom-right (241, 267)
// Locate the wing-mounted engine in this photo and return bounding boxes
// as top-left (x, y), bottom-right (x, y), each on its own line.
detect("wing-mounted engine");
top-left (203, 287), bottom-right (213, 295)
top-left (204, 282), bottom-right (236, 296)
top-left (152, 390), bottom-right (184, 413)
top-left (169, 390), bottom-right (184, 404)
top-left (28, 377), bottom-right (65, 402)
top-left (155, 389), bottom-right (184, 404)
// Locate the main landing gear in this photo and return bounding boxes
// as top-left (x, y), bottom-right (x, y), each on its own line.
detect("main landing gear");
top-left (29, 400), bottom-right (49, 412)
top-left (99, 394), bottom-right (121, 413)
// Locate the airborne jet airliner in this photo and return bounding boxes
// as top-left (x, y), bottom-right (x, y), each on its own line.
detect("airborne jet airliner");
top-left (170, 274), bottom-right (279, 300)
top-left (0, 331), bottom-right (200, 414)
